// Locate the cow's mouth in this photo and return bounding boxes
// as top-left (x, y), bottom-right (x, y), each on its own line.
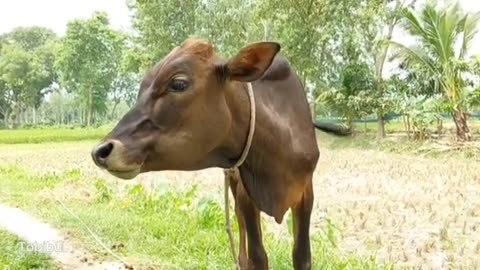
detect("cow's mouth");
top-left (107, 167), bottom-right (141, 180)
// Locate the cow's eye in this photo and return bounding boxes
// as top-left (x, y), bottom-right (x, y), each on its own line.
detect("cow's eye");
top-left (168, 78), bottom-right (190, 92)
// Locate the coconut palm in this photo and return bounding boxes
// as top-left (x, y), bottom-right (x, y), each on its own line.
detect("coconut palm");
top-left (389, 2), bottom-right (480, 141)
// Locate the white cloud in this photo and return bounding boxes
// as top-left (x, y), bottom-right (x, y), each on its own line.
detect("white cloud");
top-left (1, 0), bottom-right (479, 72)
top-left (0, 0), bottom-right (131, 35)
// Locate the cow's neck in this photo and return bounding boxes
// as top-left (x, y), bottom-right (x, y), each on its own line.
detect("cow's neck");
top-left (221, 82), bottom-right (254, 165)
top-left (226, 82), bottom-right (255, 169)
top-left (222, 80), bottom-right (295, 222)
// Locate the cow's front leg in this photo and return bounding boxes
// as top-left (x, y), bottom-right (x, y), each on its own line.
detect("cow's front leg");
top-left (225, 169), bottom-right (248, 269)
top-left (227, 170), bottom-right (268, 270)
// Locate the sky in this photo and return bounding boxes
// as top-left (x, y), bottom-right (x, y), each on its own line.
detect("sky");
top-left (1, 0), bottom-right (479, 34)
top-left (0, 0), bottom-right (131, 35)
top-left (0, 0), bottom-right (480, 67)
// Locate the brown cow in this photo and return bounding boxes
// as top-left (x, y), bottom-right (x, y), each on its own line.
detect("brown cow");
top-left (91, 38), bottom-right (350, 270)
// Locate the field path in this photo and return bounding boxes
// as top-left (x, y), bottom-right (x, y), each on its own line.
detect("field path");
top-left (0, 202), bottom-right (128, 270)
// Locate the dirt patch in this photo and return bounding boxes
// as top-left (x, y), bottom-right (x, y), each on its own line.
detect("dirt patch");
top-left (0, 203), bottom-right (130, 270)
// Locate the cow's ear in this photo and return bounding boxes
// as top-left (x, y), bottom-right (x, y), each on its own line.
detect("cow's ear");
top-left (225, 42), bottom-right (280, 82)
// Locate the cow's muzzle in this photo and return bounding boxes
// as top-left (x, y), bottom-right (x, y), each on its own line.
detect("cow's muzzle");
top-left (91, 140), bottom-right (142, 180)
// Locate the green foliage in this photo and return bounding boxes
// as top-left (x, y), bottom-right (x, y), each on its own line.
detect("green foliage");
top-left (197, 0), bottom-right (254, 57)
top-left (389, 2), bottom-right (480, 140)
top-left (256, 0), bottom-right (365, 104)
top-left (1, 26), bottom-right (56, 52)
top-left (197, 197), bottom-right (224, 229)
top-left (325, 218), bottom-right (339, 248)
top-left (0, 230), bottom-right (58, 270)
top-left (56, 12), bottom-right (126, 127)
top-left (127, 0), bottom-right (200, 69)
top-left (0, 30), bottom-right (57, 127)
top-left (94, 179), bottom-right (114, 203)
top-left (320, 63), bottom-right (377, 126)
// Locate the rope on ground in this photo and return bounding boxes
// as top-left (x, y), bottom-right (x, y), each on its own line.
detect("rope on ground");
top-left (47, 190), bottom-right (134, 270)
top-left (224, 177), bottom-right (241, 270)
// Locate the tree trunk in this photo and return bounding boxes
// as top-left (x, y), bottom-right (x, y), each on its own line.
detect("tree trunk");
top-left (436, 119), bottom-right (443, 137)
top-left (87, 86), bottom-right (93, 127)
top-left (364, 118), bottom-right (368, 133)
top-left (406, 115), bottom-right (411, 140)
top-left (452, 110), bottom-right (472, 141)
top-left (60, 104), bottom-right (64, 125)
top-left (13, 102), bottom-right (21, 128)
top-left (377, 113), bottom-right (386, 138)
top-left (262, 20), bottom-right (269, 40)
top-left (3, 110), bottom-right (9, 128)
top-left (33, 107), bottom-right (37, 125)
top-left (111, 101), bottom-right (119, 120)
top-left (18, 108), bottom-right (23, 127)
top-left (374, 0), bottom-right (414, 138)
top-left (347, 117), bottom-right (354, 130)
top-left (402, 115), bottom-right (409, 139)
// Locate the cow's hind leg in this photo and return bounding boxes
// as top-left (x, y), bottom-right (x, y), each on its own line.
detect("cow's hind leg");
top-left (292, 179), bottom-right (314, 270)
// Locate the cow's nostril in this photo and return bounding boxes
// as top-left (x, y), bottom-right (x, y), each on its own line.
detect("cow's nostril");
top-left (97, 142), bottom-right (114, 160)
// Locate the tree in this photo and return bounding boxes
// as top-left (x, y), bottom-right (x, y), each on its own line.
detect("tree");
top-left (389, 2), bottom-right (480, 141)
top-left (349, 0), bottom-right (418, 138)
top-left (127, 0), bottom-right (200, 70)
top-left (0, 44), bottom-right (55, 127)
top-left (110, 72), bottom-right (138, 119)
top-left (255, 0), bottom-right (363, 118)
top-left (2, 26), bottom-right (56, 52)
top-left (0, 27), bottom-right (57, 127)
top-left (56, 12), bottom-right (125, 127)
top-left (196, 0), bottom-right (254, 58)
top-left (319, 63), bottom-right (377, 128)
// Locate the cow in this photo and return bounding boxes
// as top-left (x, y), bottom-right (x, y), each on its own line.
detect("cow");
top-left (91, 38), bottom-right (350, 270)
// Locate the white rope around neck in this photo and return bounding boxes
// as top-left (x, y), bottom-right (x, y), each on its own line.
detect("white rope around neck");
top-left (229, 82), bottom-right (256, 169)
top-left (224, 82), bottom-right (256, 270)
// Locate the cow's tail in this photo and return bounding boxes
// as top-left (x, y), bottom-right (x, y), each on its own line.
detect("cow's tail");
top-left (313, 121), bottom-right (353, 136)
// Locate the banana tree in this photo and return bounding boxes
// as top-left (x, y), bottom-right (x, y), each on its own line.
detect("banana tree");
top-left (389, 2), bottom-right (480, 141)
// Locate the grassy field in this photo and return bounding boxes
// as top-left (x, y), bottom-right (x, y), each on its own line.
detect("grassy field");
top-left (0, 165), bottom-right (391, 270)
top-left (0, 230), bottom-right (59, 270)
top-left (0, 128), bottom-right (108, 144)
top-left (0, 128), bottom-right (479, 269)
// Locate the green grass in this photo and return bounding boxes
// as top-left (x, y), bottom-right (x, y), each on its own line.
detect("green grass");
top-left (0, 128), bottom-right (108, 144)
top-left (0, 167), bottom-right (395, 270)
top-left (0, 230), bottom-right (59, 270)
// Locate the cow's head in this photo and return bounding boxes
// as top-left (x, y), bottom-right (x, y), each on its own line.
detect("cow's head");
top-left (91, 39), bottom-right (280, 179)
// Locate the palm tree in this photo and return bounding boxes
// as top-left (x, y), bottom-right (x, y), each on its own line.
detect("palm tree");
top-left (389, 2), bottom-right (480, 141)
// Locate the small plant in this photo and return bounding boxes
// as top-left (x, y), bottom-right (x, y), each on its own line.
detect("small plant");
top-left (94, 179), bottom-right (113, 203)
top-left (126, 184), bottom-right (198, 214)
top-left (197, 197), bottom-right (223, 230)
top-left (65, 169), bottom-right (82, 180)
top-left (37, 174), bottom-right (63, 189)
